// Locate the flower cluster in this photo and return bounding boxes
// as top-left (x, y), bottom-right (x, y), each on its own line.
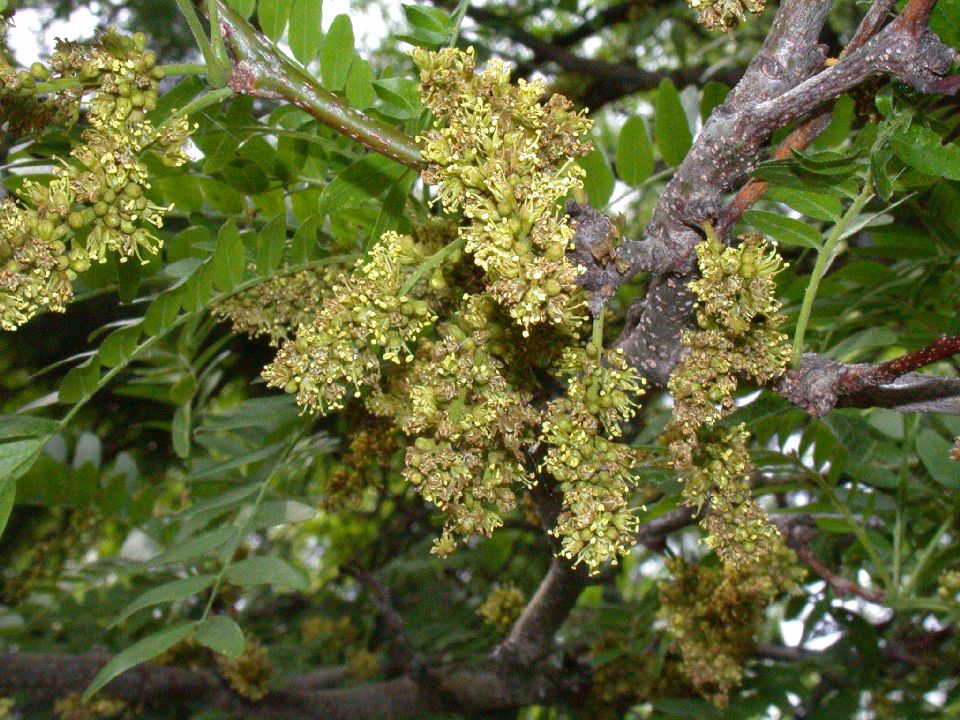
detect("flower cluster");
top-left (53, 694), bottom-right (128, 720)
top-left (414, 47), bottom-right (592, 335)
top-left (586, 633), bottom-right (692, 716)
top-left (687, 0), bottom-right (765, 31)
top-left (478, 583), bottom-right (526, 632)
top-left (216, 639), bottom-right (272, 702)
top-left (261, 50), bottom-right (650, 567)
top-left (316, 416), bottom-right (400, 511)
top-left (214, 266), bottom-right (338, 346)
top-left (540, 345), bottom-right (646, 573)
top-left (666, 233), bottom-right (790, 566)
top-left (658, 548), bottom-right (804, 705)
top-left (0, 43), bottom-right (71, 135)
top-left (0, 30), bottom-right (191, 331)
top-left (51, 30), bottom-right (163, 129)
top-left (938, 569), bottom-right (960, 603)
top-left (369, 297), bottom-right (539, 554)
top-left (346, 648), bottom-right (380, 680)
top-left (263, 230), bottom-right (451, 413)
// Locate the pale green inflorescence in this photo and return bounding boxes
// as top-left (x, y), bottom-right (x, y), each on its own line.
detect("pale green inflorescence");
top-left (666, 233), bottom-right (791, 567)
top-left (261, 47), bottom-right (648, 571)
top-left (414, 46), bottom-right (592, 336)
top-left (688, 0), bottom-right (765, 31)
top-left (478, 583), bottom-right (527, 632)
top-left (540, 345), bottom-right (646, 572)
top-left (262, 230), bottom-right (447, 413)
top-left (658, 544), bottom-right (805, 706)
top-left (0, 30), bottom-right (192, 331)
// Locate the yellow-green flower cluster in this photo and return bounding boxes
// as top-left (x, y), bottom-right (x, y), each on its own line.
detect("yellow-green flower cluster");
top-left (263, 231), bottom-right (446, 413)
top-left (688, 0), bottom-right (765, 31)
top-left (414, 47), bottom-right (592, 336)
top-left (938, 569), bottom-right (960, 604)
top-left (478, 583), bottom-right (526, 632)
top-left (51, 30), bottom-right (163, 128)
top-left (685, 425), bottom-right (781, 565)
top-left (658, 548), bottom-right (804, 706)
top-left (216, 639), bottom-right (272, 702)
top-left (0, 30), bottom-right (191, 331)
top-left (53, 694), bottom-right (128, 720)
top-left (540, 345), bottom-right (646, 573)
top-left (368, 298), bottom-right (539, 554)
top-left (215, 266), bottom-right (338, 346)
top-left (346, 648), bottom-right (380, 681)
top-left (0, 49), bottom-right (67, 135)
top-left (666, 233), bottom-right (790, 566)
top-left (586, 634), bottom-right (692, 715)
top-left (316, 415), bottom-right (400, 511)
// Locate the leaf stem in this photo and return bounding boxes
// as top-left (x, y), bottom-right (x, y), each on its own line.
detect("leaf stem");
top-left (174, 0), bottom-right (220, 82)
top-left (791, 178), bottom-right (874, 367)
top-left (399, 237), bottom-right (464, 295)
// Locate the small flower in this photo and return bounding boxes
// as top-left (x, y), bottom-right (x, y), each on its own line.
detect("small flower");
top-left (216, 639), bottom-right (272, 702)
top-left (478, 583), bottom-right (526, 632)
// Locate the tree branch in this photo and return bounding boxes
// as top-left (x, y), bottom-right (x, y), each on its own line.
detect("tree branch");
top-left (778, 345), bottom-right (960, 416)
top-left (0, 650), bottom-right (581, 720)
top-left (214, 0), bottom-right (423, 169)
top-left (574, 0), bottom-right (959, 386)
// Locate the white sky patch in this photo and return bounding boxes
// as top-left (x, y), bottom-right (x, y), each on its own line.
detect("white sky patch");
top-left (8, 5), bottom-right (101, 65)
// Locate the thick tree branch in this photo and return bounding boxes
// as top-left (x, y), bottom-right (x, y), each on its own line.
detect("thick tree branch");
top-left (574, 0), bottom-right (959, 386)
top-left (778, 344), bottom-right (960, 416)
top-left (0, 650), bottom-right (581, 720)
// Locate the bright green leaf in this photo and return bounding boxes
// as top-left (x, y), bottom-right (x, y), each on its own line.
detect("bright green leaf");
top-left (256, 214), bottom-right (286, 276)
top-left (578, 147), bottom-right (615, 207)
top-left (213, 221), bottom-right (245, 292)
top-left (616, 116), bottom-right (654, 187)
top-left (83, 622), bottom-right (196, 700)
top-left (224, 0), bottom-right (255, 19)
top-left (345, 58), bottom-right (377, 110)
top-left (114, 575), bottom-right (215, 625)
top-left (146, 527), bottom-right (239, 567)
top-left (195, 615), bottom-right (245, 657)
top-left (320, 15), bottom-right (355, 92)
top-left (0, 480), bottom-right (15, 542)
top-left (257, 0), bottom-right (289, 42)
top-left (172, 404), bottom-right (191, 459)
top-left (225, 556), bottom-right (310, 591)
top-left (892, 124), bottom-right (960, 181)
top-left (654, 78), bottom-right (692, 167)
top-left (916, 430), bottom-right (960, 489)
top-left (250, 500), bottom-right (318, 530)
top-left (743, 210), bottom-right (823, 250)
top-left (289, 0), bottom-right (323, 64)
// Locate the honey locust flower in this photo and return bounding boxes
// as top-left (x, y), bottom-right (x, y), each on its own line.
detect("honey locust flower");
top-left (414, 47), bottom-right (592, 335)
top-left (53, 694), bottom-right (127, 720)
top-left (216, 639), bottom-right (272, 702)
top-left (478, 583), bottom-right (526, 632)
top-left (364, 299), bottom-right (540, 552)
top-left (688, 0), bottom-right (765, 31)
top-left (0, 31), bottom-right (192, 330)
top-left (658, 547), bottom-right (804, 705)
top-left (263, 231), bottom-right (448, 413)
top-left (665, 233), bottom-right (790, 567)
top-left (214, 266), bottom-right (340, 345)
top-left (539, 345), bottom-right (646, 574)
